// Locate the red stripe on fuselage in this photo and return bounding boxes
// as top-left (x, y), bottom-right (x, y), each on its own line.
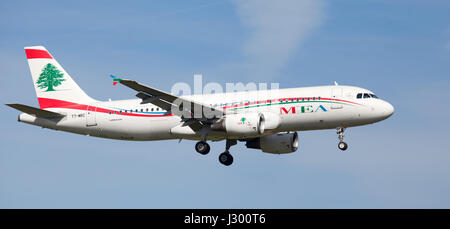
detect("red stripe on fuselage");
top-left (218, 97), bottom-right (362, 110)
top-left (25, 49), bottom-right (53, 59)
top-left (320, 97), bottom-right (362, 106)
top-left (37, 98), bottom-right (172, 117)
top-left (36, 96), bottom-right (362, 118)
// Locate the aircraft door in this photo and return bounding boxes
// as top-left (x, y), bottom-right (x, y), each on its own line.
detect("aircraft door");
top-left (86, 105), bottom-right (97, 127)
top-left (331, 87), bottom-right (343, 98)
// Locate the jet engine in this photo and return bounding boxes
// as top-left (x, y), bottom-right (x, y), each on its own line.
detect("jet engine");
top-left (246, 132), bottom-right (299, 154)
top-left (211, 113), bottom-right (265, 137)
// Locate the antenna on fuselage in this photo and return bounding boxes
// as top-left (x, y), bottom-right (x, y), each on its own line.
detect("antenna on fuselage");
top-left (334, 81), bottom-right (339, 86)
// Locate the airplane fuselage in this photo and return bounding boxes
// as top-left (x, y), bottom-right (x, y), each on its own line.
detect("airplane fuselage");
top-left (19, 85), bottom-right (394, 141)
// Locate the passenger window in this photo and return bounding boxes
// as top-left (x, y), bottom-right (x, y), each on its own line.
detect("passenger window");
top-left (357, 93), bottom-right (362, 99)
top-left (151, 108), bottom-right (154, 111)
top-left (156, 108), bottom-right (159, 111)
top-left (364, 93), bottom-right (370, 98)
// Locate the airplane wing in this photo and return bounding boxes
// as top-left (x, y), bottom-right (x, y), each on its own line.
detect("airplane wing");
top-left (118, 79), bottom-right (223, 129)
top-left (6, 103), bottom-right (65, 119)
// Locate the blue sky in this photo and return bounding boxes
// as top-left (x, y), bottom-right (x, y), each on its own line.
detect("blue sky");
top-left (1, 0), bottom-right (450, 208)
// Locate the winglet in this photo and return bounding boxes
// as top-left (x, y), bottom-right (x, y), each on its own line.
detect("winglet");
top-left (110, 75), bottom-right (122, 86)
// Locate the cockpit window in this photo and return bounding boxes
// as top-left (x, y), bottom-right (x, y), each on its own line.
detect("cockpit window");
top-left (357, 92), bottom-right (379, 99)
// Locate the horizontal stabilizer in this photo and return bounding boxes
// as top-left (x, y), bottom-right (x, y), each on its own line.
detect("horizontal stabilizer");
top-left (6, 103), bottom-right (64, 118)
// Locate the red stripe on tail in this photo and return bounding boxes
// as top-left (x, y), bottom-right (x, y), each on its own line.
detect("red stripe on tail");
top-left (38, 97), bottom-right (87, 109)
top-left (25, 49), bottom-right (53, 59)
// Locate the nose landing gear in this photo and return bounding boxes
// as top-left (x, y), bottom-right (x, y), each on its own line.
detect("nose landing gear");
top-left (338, 141), bottom-right (348, 151)
top-left (336, 127), bottom-right (348, 151)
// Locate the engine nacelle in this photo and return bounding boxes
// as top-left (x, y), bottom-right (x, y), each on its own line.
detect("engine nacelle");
top-left (211, 113), bottom-right (265, 137)
top-left (246, 132), bottom-right (299, 154)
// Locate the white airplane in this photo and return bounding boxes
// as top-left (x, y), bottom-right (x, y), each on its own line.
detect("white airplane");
top-left (7, 46), bottom-right (394, 166)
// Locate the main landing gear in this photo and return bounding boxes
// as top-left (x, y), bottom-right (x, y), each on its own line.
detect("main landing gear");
top-left (336, 127), bottom-right (348, 151)
top-left (195, 141), bottom-right (210, 155)
top-left (219, 152), bottom-right (233, 166)
top-left (218, 139), bottom-right (237, 166)
top-left (194, 139), bottom-right (237, 166)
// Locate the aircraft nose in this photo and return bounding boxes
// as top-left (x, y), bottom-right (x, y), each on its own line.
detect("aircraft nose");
top-left (381, 100), bottom-right (394, 119)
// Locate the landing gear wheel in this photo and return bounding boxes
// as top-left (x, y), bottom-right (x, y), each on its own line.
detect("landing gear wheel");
top-left (338, 141), bottom-right (348, 151)
top-left (195, 141), bottom-right (210, 155)
top-left (336, 127), bottom-right (348, 151)
top-left (219, 151), bottom-right (233, 166)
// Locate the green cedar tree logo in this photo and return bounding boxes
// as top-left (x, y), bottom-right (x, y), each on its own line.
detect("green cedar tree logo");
top-left (36, 63), bottom-right (65, 91)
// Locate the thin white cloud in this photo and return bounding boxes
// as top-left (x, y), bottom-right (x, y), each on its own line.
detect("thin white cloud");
top-left (233, 0), bottom-right (324, 78)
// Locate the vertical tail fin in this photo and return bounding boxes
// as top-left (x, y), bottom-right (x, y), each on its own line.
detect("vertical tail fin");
top-left (24, 46), bottom-right (95, 109)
